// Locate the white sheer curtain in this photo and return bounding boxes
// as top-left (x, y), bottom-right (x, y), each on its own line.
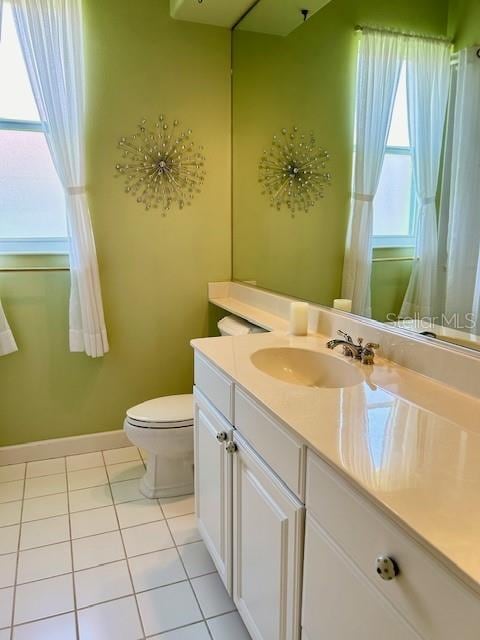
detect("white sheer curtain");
top-left (0, 298), bottom-right (17, 356)
top-left (13, 0), bottom-right (109, 357)
top-left (445, 48), bottom-right (480, 332)
top-left (342, 30), bottom-right (405, 317)
top-left (400, 39), bottom-right (450, 319)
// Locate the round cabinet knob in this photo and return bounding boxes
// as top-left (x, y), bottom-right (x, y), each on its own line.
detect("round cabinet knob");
top-left (225, 441), bottom-right (238, 454)
top-left (376, 556), bottom-right (399, 581)
top-left (216, 432), bottom-right (228, 443)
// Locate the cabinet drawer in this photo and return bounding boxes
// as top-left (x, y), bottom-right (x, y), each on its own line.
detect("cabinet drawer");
top-left (306, 451), bottom-right (480, 640)
top-left (302, 513), bottom-right (419, 640)
top-left (194, 352), bottom-right (234, 423)
top-left (235, 388), bottom-right (305, 500)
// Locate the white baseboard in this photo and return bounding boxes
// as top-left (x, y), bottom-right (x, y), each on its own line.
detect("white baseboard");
top-left (0, 430), bottom-right (131, 466)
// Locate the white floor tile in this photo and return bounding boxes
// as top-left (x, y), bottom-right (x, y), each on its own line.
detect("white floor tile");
top-left (106, 461), bottom-right (145, 484)
top-left (178, 541), bottom-right (216, 578)
top-left (0, 451), bottom-right (245, 639)
top-left (74, 559), bottom-right (133, 608)
top-left (0, 481), bottom-right (24, 504)
top-left (121, 521), bottom-right (174, 558)
top-left (103, 447), bottom-right (140, 466)
top-left (150, 622), bottom-right (211, 639)
top-left (160, 494), bottom-right (195, 520)
top-left (22, 494), bottom-right (68, 522)
top-left (67, 467), bottom-right (108, 491)
top-left (14, 574), bottom-right (74, 625)
top-left (24, 474), bottom-right (66, 500)
top-left (0, 501), bottom-right (22, 527)
top-left (66, 452), bottom-right (104, 472)
top-left (72, 530), bottom-right (125, 571)
top-left (12, 612), bottom-right (76, 640)
top-left (207, 611), bottom-right (251, 640)
top-left (20, 515), bottom-right (69, 550)
top-left (137, 581), bottom-right (202, 636)
top-left (0, 524), bottom-right (20, 555)
top-left (26, 458), bottom-right (65, 479)
top-left (70, 506), bottom-right (118, 539)
top-left (128, 548), bottom-right (186, 592)
top-left (167, 514), bottom-right (201, 546)
top-left (115, 498), bottom-right (163, 529)
top-left (0, 587), bottom-right (13, 629)
top-left (0, 464), bottom-right (25, 484)
top-left (0, 553), bottom-right (17, 588)
top-left (17, 541), bottom-right (71, 583)
top-left (111, 479), bottom-right (144, 504)
top-left (78, 595), bottom-right (143, 640)
top-left (191, 573), bottom-right (235, 618)
top-left (68, 485), bottom-right (112, 513)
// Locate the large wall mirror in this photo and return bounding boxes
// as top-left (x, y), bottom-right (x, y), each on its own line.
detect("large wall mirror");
top-left (232, 0), bottom-right (480, 352)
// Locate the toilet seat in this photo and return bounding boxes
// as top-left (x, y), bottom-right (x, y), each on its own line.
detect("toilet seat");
top-left (126, 394), bottom-right (193, 429)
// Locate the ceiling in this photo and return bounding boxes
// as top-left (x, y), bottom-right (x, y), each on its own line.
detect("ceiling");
top-left (170, 0), bottom-right (257, 29)
top-left (170, 0), bottom-right (333, 35)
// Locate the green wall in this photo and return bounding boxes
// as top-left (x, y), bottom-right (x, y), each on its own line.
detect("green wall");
top-left (371, 248), bottom-right (414, 322)
top-left (0, 0), bottom-right (231, 446)
top-left (449, 0), bottom-right (480, 48)
top-left (232, 0), bottom-right (449, 313)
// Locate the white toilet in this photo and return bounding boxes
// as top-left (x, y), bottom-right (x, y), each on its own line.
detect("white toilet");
top-left (124, 316), bottom-right (265, 499)
top-left (124, 394), bottom-right (194, 499)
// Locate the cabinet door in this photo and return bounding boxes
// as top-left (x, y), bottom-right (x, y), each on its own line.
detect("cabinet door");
top-left (194, 390), bottom-right (233, 593)
top-left (302, 514), bottom-right (420, 640)
top-left (233, 433), bottom-right (304, 640)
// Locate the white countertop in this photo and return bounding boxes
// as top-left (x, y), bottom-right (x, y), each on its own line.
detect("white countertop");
top-left (191, 330), bottom-right (480, 593)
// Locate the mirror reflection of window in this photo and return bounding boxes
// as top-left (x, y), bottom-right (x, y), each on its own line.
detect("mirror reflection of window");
top-left (373, 64), bottom-right (415, 248)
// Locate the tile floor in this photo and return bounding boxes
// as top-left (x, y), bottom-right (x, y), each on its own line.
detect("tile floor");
top-left (0, 446), bottom-right (251, 640)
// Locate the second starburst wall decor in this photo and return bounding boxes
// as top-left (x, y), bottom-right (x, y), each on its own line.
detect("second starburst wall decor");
top-left (259, 126), bottom-right (331, 216)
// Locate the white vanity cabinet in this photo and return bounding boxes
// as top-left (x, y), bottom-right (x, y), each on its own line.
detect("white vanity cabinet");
top-left (193, 350), bottom-right (480, 640)
top-left (194, 388), bottom-right (233, 592)
top-left (233, 433), bottom-right (304, 640)
top-left (194, 353), bottom-right (305, 640)
top-left (302, 450), bottom-right (480, 640)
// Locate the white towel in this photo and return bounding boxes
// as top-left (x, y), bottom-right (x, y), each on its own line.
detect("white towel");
top-left (0, 298), bottom-right (17, 356)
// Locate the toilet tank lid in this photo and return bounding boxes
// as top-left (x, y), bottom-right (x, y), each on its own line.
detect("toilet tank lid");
top-left (127, 394), bottom-right (194, 423)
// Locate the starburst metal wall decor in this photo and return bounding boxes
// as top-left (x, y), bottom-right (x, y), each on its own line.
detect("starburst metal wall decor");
top-left (115, 115), bottom-right (206, 214)
top-left (259, 126), bottom-right (331, 216)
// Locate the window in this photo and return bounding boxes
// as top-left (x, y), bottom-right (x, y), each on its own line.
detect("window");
top-left (372, 63), bottom-right (415, 248)
top-left (0, 2), bottom-right (67, 254)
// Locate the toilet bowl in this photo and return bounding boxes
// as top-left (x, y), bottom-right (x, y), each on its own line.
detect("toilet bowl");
top-left (124, 394), bottom-right (194, 499)
top-left (124, 317), bottom-right (264, 499)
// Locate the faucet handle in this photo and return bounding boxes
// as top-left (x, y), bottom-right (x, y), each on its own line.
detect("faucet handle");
top-left (361, 342), bottom-right (380, 365)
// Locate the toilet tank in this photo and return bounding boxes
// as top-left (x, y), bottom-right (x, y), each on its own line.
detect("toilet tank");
top-left (217, 315), bottom-right (266, 336)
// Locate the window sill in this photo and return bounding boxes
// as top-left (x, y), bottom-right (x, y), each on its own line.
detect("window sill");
top-left (0, 253), bottom-right (69, 271)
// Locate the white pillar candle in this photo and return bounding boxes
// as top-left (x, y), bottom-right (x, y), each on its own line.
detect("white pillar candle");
top-left (289, 302), bottom-right (309, 336)
top-left (333, 298), bottom-right (352, 313)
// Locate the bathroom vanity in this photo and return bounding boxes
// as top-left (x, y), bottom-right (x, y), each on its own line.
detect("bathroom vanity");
top-left (191, 330), bottom-right (480, 640)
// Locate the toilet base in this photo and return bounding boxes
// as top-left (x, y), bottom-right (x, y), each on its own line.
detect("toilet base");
top-left (139, 473), bottom-right (194, 499)
top-left (124, 419), bottom-right (194, 500)
top-left (141, 448), bottom-right (194, 499)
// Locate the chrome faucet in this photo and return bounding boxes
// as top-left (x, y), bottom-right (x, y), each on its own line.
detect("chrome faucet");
top-left (327, 330), bottom-right (379, 365)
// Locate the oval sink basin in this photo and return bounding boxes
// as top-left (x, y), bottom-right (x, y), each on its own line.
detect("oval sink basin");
top-left (250, 347), bottom-right (363, 389)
